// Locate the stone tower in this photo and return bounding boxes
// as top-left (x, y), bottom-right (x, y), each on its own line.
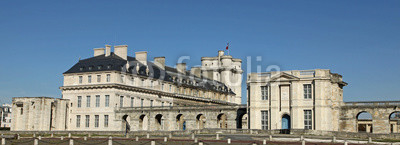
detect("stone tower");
top-left (200, 50), bottom-right (243, 104)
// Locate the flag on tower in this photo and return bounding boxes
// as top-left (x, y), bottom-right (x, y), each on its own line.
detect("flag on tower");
top-left (226, 43), bottom-right (229, 50)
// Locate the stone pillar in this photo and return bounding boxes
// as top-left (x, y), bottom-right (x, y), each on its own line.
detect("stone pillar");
top-left (34, 138), bottom-right (38, 145)
top-left (68, 133), bottom-right (71, 138)
top-left (108, 137), bottom-right (112, 145)
top-left (151, 140), bottom-right (155, 145)
top-left (216, 134), bottom-right (220, 140)
top-left (146, 133), bottom-right (150, 138)
top-left (198, 141), bottom-right (203, 145)
top-left (61, 136), bottom-right (64, 140)
top-left (38, 136), bottom-right (41, 140)
top-left (194, 138), bottom-right (198, 143)
top-left (227, 138), bottom-right (231, 144)
top-left (302, 140), bottom-right (305, 145)
top-left (164, 137), bottom-right (167, 142)
top-left (69, 139), bottom-right (74, 145)
top-left (84, 136), bottom-right (87, 140)
top-left (1, 138), bottom-right (5, 145)
top-left (136, 136), bottom-right (139, 141)
top-left (169, 133), bottom-right (172, 138)
top-left (269, 135), bottom-right (272, 141)
top-left (332, 136), bottom-right (336, 143)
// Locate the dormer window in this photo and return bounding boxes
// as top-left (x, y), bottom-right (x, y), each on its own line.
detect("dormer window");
top-left (107, 65), bottom-right (112, 69)
top-left (97, 65), bottom-right (102, 70)
top-left (80, 67), bottom-right (84, 71)
top-left (88, 66), bottom-right (93, 70)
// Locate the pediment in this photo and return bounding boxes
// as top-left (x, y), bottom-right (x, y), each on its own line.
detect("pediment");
top-left (269, 72), bottom-right (299, 82)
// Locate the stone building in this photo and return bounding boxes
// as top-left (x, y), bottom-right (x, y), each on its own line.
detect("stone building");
top-left (10, 44), bottom-right (400, 134)
top-left (12, 45), bottom-right (245, 131)
top-left (247, 70), bottom-right (400, 133)
top-left (0, 104), bottom-right (12, 128)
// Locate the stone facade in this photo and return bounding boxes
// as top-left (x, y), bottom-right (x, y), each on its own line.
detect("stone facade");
top-left (12, 45), bottom-right (244, 132)
top-left (247, 69), bottom-right (347, 131)
top-left (11, 97), bottom-right (69, 131)
top-left (0, 104), bottom-right (12, 128)
top-left (10, 44), bottom-right (400, 134)
top-left (247, 70), bottom-right (400, 134)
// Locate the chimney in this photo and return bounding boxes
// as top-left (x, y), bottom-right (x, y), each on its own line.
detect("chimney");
top-left (190, 67), bottom-right (201, 78)
top-left (114, 45), bottom-right (128, 60)
top-left (105, 45), bottom-right (111, 56)
top-left (135, 51), bottom-right (147, 65)
top-left (176, 63), bottom-right (187, 74)
top-left (154, 57), bottom-right (165, 69)
top-left (94, 48), bottom-right (105, 57)
top-left (218, 50), bottom-right (224, 57)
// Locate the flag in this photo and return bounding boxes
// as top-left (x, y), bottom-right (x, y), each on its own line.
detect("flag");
top-left (226, 43), bottom-right (229, 50)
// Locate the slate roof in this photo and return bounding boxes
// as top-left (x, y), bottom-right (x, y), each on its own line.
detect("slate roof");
top-left (64, 53), bottom-right (234, 94)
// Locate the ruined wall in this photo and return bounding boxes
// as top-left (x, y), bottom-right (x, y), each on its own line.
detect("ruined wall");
top-left (340, 102), bottom-right (400, 134)
top-left (11, 97), bottom-right (69, 131)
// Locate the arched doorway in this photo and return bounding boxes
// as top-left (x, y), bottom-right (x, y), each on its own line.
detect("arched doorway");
top-left (196, 114), bottom-right (206, 129)
top-left (122, 115), bottom-right (131, 132)
top-left (389, 111), bottom-right (400, 133)
top-left (217, 113), bottom-right (227, 129)
top-left (155, 114), bottom-right (164, 130)
top-left (176, 114), bottom-right (185, 130)
top-left (357, 111), bottom-right (373, 133)
top-left (282, 114), bottom-right (290, 129)
top-left (139, 115), bottom-right (148, 130)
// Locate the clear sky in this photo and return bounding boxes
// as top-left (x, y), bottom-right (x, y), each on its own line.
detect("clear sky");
top-left (0, 0), bottom-right (399, 104)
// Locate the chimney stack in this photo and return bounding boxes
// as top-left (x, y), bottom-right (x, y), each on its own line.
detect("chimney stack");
top-left (94, 48), bottom-right (105, 57)
top-left (176, 63), bottom-right (187, 74)
top-left (105, 45), bottom-right (111, 57)
top-left (154, 57), bottom-right (165, 69)
top-left (190, 67), bottom-right (201, 78)
top-left (114, 45), bottom-right (128, 60)
top-left (135, 51), bottom-right (148, 65)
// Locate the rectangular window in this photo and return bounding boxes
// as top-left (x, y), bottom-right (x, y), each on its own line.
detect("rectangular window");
top-left (150, 100), bottom-right (153, 107)
top-left (161, 102), bottom-right (164, 107)
top-left (88, 75), bottom-right (92, 83)
top-left (95, 95), bottom-right (100, 107)
top-left (131, 77), bottom-right (134, 85)
top-left (304, 84), bottom-right (312, 99)
top-left (76, 115), bottom-right (81, 128)
top-left (104, 115), bottom-right (109, 127)
top-left (120, 96), bottom-right (124, 107)
top-left (150, 81), bottom-right (153, 88)
top-left (304, 110), bottom-right (312, 129)
top-left (261, 111), bottom-right (268, 130)
top-left (77, 96), bottom-right (82, 108)
top-left (169, 85), bottom-right (172, 92)
top-left (261, 86), bottom-right (268, 100)
top-left (141, 79), bottom-right (144, 86)
top-left (121, 74), bottom-right (124, 83)
top-left (97, 75), bottom-right (101, 82)
top-left (130, 97), bottom-right (134, 107)
top-left (169, 103), bottom-right (172, 107)
top-left (79, 76), bottom-right (83, 84)
top-left (106, 74), bottom-right (111, 82)
top-left (95, 115), bottom-right (99, 128)
top-left (161, 83), bottom-right (164, 90)
top-left (86, 96), bottom-right (91, 107)
top-left (105, 95), bottom-right (109, 107)
top-left (141, 99), bottom-right (144, 108)
top-left (85, 115), bottom-right (90, 128)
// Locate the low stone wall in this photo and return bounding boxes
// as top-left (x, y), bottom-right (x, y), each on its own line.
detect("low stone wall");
top-left (1, 129), bottom-right (399, 140)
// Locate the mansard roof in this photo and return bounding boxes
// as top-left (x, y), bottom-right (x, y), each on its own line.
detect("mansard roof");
top-left (63, 53), bottom-right (234, 94)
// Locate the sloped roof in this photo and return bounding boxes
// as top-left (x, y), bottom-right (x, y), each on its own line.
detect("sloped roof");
top-left (64, 53), bottom-right (234, 94)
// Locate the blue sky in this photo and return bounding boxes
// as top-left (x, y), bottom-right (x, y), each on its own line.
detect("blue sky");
top-left (0, 0), bottom-right (399, 104)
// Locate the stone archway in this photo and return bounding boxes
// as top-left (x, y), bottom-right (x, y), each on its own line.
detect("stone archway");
top-left (176, 114), bottom-right (185, 130)
top-left (196, 114), bottom-right (206, 129)
top-left (139, 114), bottom-right (148, 130)
top-left (155, 114), bottom-right (164, 130)
top-left (122, 115), bottom-right (130, 132)
top-left (357, 111), bottom-right (373, 133)
top-left (217, 113), bottom-right (227, 129)
top-left (389, 111), bottom-right (400, 133)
